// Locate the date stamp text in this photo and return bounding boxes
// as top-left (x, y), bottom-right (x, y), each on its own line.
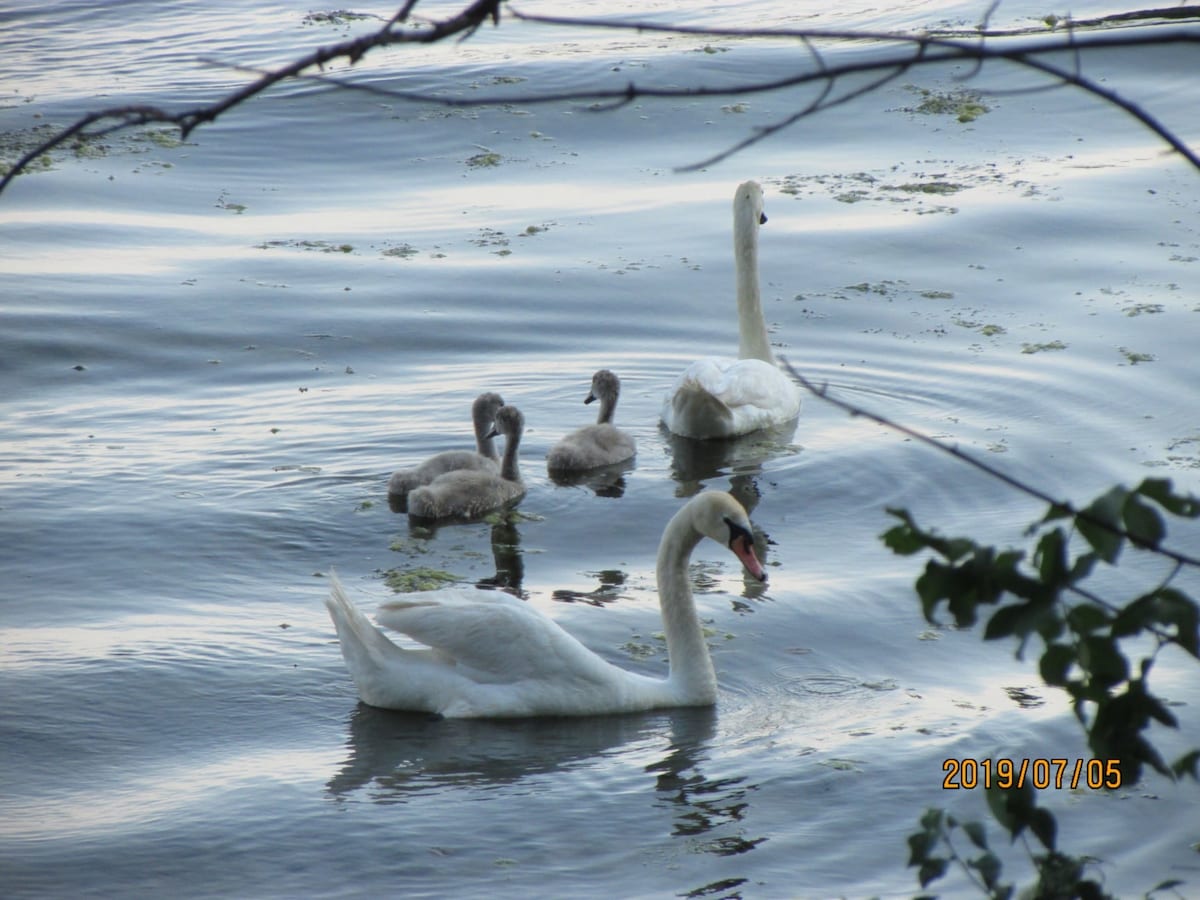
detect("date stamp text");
top-left (942, 758), bottom-right (1121, 790)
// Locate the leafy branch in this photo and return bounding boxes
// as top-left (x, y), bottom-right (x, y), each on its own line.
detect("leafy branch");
top-left (782, 361), bottom-right (1200, 897)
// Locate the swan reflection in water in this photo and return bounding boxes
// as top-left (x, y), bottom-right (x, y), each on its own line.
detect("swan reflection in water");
top-left (385, 512), bottom-right (528, 599)
top-left (546, 457), bottom-right (635, 498)
top-left (324, 703), bottom-right (766, 867)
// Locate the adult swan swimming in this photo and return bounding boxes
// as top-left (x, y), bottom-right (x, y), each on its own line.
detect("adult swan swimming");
top-left (324, 492), bottom-right (766, 718)
top-left (661, 180), bottom-right (802, 439)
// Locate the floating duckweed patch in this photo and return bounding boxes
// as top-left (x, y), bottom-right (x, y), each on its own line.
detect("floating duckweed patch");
top-left (471, 228), bottom-right (510, 250)
top-left (303, 10), bottom-right (380, 25)
top-left (980, 324), bottom-right (1007, 336)
top-left (907, 86), bottom-right (990, 123)
top-left (382, 243), bottom-right (418, 258)
top-left (922, 290), bottom-right (955, 300)
top-left (889, 181), bottom-right (964, 195)
top-left (138, 128), bottom-right (184, 149)
top-left (256, 239), bottom-right (355, 253)
top-left (71, 136), bottom-right (111, 159)
top-left (1119, 347), bottom-right (1156, 365)
top-left (845, 281), bottom-right (895, 296)
top-left (722, 103), bottom-right (749, 114)
top-left (466, 151), bottom-right (502, 168)
top-left (1021, 340), bottom-right (1068, 354)
top-left (383, 567), bottom-right (463, 593)
top-left (622, 637), bottom-right (659, 660)
top-left (1123, 303), bottom-right (1165, 316)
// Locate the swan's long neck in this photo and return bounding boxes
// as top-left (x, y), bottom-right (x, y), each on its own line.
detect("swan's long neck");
top-left (475, 416), bottom-right (498, 460)
top-left (735, 202), bottom-right (775, 365)
top-left (500, 428), bottom-right (522, 482)
top-left (596, 392), bottom-right (617, 426)
top-left (656, 507), bottom-right (717, 701)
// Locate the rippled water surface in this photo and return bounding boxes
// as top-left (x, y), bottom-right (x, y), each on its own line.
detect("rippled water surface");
top-left (3, 1), bottom-right (1199, 897)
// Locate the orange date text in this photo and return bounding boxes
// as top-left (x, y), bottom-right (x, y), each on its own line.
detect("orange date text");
top-left (941, 758), bottom-right (1121, 790)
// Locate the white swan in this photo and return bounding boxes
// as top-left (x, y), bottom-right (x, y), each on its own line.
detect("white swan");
top-left (406, 405), bottom-right (525, 520)
top-left (546, 369), bottom-right (637, 472)
top-left (324, 491), bottom-right (766, 717)
top-left (661, 180), bottom-right (802, 439)
top-left (387, 392), bottom-right (504, 498)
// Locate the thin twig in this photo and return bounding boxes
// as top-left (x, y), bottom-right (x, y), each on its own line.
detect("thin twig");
top-left (779, 358), bottom-right (1200, 571)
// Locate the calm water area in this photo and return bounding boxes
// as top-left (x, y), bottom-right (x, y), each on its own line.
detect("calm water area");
top-left (2, 1), bottom-right (1199, 897)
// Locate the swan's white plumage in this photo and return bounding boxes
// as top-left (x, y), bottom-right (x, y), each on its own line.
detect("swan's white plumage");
top-left (324, 491), bottom-right (767, 718)
top-left (388, 392), bottom-right (504, 497)
top-left (547, 369), bottom-right (636, 472)
top-left (406, 405), bottom-right (525, 520)
top-left (662, 180), bottom-right (801, 440)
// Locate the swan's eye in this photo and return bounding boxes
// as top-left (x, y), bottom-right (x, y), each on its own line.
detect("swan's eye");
top-left (723, 516), bottom-right (752, 549)
top-left (759, 212), bottom-right (768, 225)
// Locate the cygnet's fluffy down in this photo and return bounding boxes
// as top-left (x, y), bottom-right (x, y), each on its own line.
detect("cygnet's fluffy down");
top-left (407, 405), bottom-right (525, 520)
top-left (546, 370), bottom-right (636, 472)
top-left (388, 392), bottom-right (505, 497)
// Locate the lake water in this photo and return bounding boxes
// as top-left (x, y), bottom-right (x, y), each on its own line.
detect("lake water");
top-left (2, 1), bottom-right (1199, 897)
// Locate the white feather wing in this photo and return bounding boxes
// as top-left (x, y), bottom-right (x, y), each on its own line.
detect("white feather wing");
top-left (663, 357), bottom-right (801, 438)
top-left (376, 589), bottom-right (612, 683)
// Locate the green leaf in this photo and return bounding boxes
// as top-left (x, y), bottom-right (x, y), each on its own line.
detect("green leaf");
top-left (1135, 477), bottom-right (1200, 518)
top-left (1156, 588), bottom-right (1200, 657)
top-left (1076, 485), bottom-right (1127, 564)
top-left (1112, 589), bottom-right (1200, 657)
top-left (917, 858), bottom-right (948, 888)
top-left (882, 522), bottom-right (926, 556)
top-left (918, 807), bottom-right (943, 832)
top-left (1069, 551), bottom-right (1098, 582)
top-left (1039, 501), bottom-right (1074, 524)
top-left (1039, 644), bottom-right (1076, 686)
top-left (1122, 493), bottom-right (1165, 548)
top-left (1172, 750), bottom-right (1200, 780)
top-left (970, 850), bottom-right (1003, 889)
top-left (907, 831), bottom-right (935, 866)
top-left (1078, 636), bottom-right (1128, 688)
top-left (1035, 528), bottom-right (1068, 584)
top-left (963, 821), bottom-right (988, 850)
top-left (1150, 881), bottom-right (1186, 896)
top-left (1029, 808), bottom-right (1057, 851)
top-left (1065, 604), bottom-right (1110, 634)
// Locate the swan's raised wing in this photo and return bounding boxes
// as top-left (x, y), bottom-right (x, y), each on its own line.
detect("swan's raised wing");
top-left (376, 589), bottom-right (612, 683)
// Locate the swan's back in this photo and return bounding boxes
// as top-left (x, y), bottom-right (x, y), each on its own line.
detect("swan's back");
top-left (662, 357), bottom-right (799, 439)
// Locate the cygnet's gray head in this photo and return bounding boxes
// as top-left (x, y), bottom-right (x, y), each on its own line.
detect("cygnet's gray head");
top-left (473, 392), bottom-right (505, 419)
top-left (488, 405), bottom-right (525, 439)
top-left (585, 369), bottom-right (620, 405)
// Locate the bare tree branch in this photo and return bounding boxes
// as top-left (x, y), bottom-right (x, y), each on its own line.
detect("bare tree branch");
top-left (0, 0), bottom-right (504, 195)
top-left (3, 2), bottom-right (1197, 194)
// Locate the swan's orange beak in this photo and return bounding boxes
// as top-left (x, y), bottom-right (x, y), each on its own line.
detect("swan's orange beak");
top-left (731, 532), bottom-right (767, 583)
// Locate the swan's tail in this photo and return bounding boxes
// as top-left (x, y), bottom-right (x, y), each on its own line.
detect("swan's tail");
top-left (325, 572), bottom-right (409, 706)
